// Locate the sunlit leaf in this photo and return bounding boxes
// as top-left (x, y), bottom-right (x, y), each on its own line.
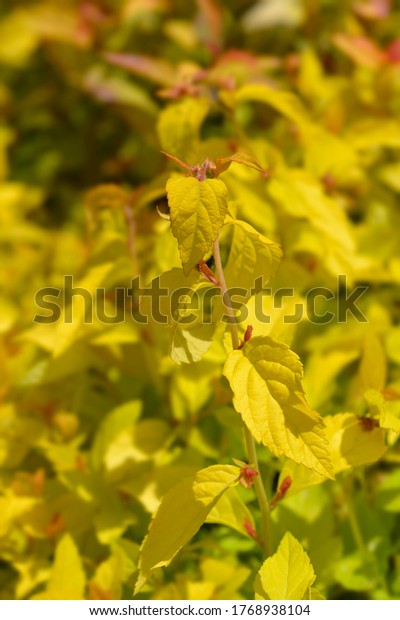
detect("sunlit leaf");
top-left (136, 464), bottom-right (240, 592)
top-left (223, 219), bottom-right (282, 296)
top-left (254, 532), bottom-right (315, 600)
top-left (166, 175), bottom-right (228, 275)
top-left (223, 336), bottom-right (334, 478)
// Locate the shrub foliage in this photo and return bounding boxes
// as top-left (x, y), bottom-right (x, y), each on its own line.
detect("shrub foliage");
top-left (1, 0), bottom-right (400, 601)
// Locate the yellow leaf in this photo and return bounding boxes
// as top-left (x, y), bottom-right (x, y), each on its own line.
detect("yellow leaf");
top-left (237, 291), bottom-right (305, 348)
top-left (268, 172), bottom-right (356, 277)
top-left (310, 587), bottom-right (326, 600)
top-left (278, 411), bottom-right (387, 496)
top-left (53, 262), bottom-right (116, 357)
top-left (223, 219), bottom-right (282, 296)
top-left (167, 176), bottom-right (228, 275)
top-left (304, 348), bottom-right (359, 410)
top-left (0, 494), bottom-right (38, 538)
top-left (236, 83), bottom-right (312, 131)
top-left (254, 532), bottom-right (315, 600)
top-left (359, 331), bottom-right (387, 392)
top-left (140, 267), bottom-right (200, 326)
top-left (206, 487), bottom-right (256, 537)
top-left (104, 419), bottom-right (170, 472)
top-left (0, 10), bottom-right (39, 67)
top-left (200, 558), bottom-right (252, 599)
top-left (33, 534), bottom-right (85, 599)
top-left (158, 98), bottom-right (209, 160)
top-left (326, 413), bottom-right (386, 473)
top-left (215, 152), bottom-right (265, 176)
top-left (365, 389), bottom-right (400, 434)
top-left (345, 119), bottom-right (400, 150)
top-left (14, 559), bottom-right (50, 600)
top-left (304, 128), bottom-right (359, 183)
top-left (223, 336), bottom-right (334, 479)
top-left (171, 323), bottom-right (216, 364)
top-left (136, 464), bottom-right (240, 592)
top-left (91, 401), bottom-right (142, 470)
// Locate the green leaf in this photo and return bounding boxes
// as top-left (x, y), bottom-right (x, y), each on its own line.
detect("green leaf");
top-left (333, 552), bottom-right (376, 592)
top-left (376, 469), bottom-right (400, 512)
top-left (166, 176), bottom-right (228, 275)
top-left (223, 336), bottom-right (334, 478)
top-left (135, 464), bottom-right (240, 592)
top-left (254, 532), bottom-right (316, 600)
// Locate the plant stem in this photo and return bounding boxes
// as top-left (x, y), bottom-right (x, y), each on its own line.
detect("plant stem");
top-left (212, 236), bottom-right (273, 556)
top-left (212, 237), bottom-right (240, 349)
top-left (244, 427), bottom-right (273, 557)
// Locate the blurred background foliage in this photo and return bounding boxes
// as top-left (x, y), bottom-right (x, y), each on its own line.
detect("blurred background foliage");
top-left (1, 0), bottom-right (400, 601)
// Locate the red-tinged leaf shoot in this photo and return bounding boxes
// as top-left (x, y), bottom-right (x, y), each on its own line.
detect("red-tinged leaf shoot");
top-left (198, 260), bottom-right (220, 286)
top-left (244, 324), bottom-right (253, 343)
top-left (191, 158), bottom-right (216, 182)
top-left (239, 465), bottom-right (259, 489)
top-left (214, 153), bottom-right (266, 177)
top-left (244, 518), bottom-right (263, 547)
top-left (269, 476), bottom-right (292, 510)
top-left (237, 325), bottom-right (253, 350)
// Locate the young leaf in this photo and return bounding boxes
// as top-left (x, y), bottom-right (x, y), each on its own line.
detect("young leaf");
top-left (135, 464), bottom-right (240, 592)
top-left (214, 152), bottom-right (265, 177)
top-left (166, 175), bottom-right (228, 275)
top-left (223, 336), bottom-right (334, 479)
top-left (254, 532), bottom-right (316, 600)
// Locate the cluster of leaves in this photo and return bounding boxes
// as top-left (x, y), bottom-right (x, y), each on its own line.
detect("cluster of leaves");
top-left (1, 0), bottom-right (400, 601)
